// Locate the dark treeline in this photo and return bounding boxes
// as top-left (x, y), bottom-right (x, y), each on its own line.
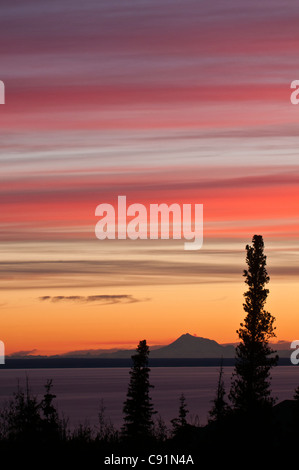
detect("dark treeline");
top-left (0, 235), bottom-right (298, 452)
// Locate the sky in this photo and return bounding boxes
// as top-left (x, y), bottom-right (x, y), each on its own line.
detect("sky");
top-left (1, 0), bottom-right (299, 355)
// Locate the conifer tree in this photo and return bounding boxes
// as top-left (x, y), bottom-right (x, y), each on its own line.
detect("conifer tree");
top-left (40, 379), bottom-right (61, 442)
top-left (123, 340), bottom-right (156, 439)
top-left (41, 379), bottom-right (58, 423)
top-left (171, 393), bottom-right (189, 434)
top-left (3, 378), bottom-right (42, 443)
top-left (209, 359), bottom-right (227, 422)
top-left (230, 235), bottom-right (278, 413)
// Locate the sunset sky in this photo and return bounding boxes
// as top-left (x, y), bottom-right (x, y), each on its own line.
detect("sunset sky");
top-left (1, 0), bottom-right (299, 355)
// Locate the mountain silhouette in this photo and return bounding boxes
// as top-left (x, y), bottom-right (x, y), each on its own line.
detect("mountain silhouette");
top-left (150, 333), bottom-right (235, 358)
top-left (8, 333), bottom-right (290, 360)
top-left (52, 333), bottom-right (235, 359)
top-left (30, 333), bottom-right (235, 359)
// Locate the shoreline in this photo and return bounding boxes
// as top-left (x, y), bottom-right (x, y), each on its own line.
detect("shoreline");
top-left (0, 357), bottom-right (293, 369)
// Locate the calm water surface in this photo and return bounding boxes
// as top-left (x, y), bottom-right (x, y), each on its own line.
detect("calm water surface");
top-left (0, 366), bottom-right (298, 428)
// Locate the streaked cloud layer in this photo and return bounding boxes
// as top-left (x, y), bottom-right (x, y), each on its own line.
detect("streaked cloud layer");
top-left (0, 0), bottom-right (299, 352)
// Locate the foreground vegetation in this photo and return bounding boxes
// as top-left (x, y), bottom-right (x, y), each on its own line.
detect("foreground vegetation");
top-left (0, 374), bottom-right (298, 452)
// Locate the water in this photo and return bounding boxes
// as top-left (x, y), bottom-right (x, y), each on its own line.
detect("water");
top-left (0, 366), bottom-right (298, 429)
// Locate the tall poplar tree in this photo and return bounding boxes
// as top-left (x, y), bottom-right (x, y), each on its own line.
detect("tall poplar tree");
top-left (230, 235), bottom-right (278, 413)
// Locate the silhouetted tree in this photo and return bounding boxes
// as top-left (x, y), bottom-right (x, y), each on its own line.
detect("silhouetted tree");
top-left (123, 340), bottom-right (156, 439)
top-left (97, 399), bottom-right (118, 443)
top-left (153, 415), bottom-right (169, 442)
top-left (293, 387), bottom-right (299, 423)
top-left (71, 422), bottom-right (94, 444)
top-left (171, 393), bottom-right (189, 434)
top-left (230, 235), bottom-right (278, 413)
top-left (41, 380), bottom-right (57, 422)
top-left (1, 378), bottom-right (42, 444)
top-left (0, 378), bottom-right (67, 448)
top-left (40, 379), bottom-right (61, 442)
top-left (209, 358), bottom-right (228, 422)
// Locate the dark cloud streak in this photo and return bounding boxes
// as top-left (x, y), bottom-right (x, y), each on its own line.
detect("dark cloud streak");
top-left (38, 294), bottom-right (148, 305)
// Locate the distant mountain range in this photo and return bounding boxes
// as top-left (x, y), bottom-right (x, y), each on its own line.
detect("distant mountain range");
top-left (8, 333), bottom-right (292, 359)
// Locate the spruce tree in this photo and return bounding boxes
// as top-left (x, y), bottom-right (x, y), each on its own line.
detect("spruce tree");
top-left (3, 378), bottom-right (42, 443)
top-left (40, 379), bottom-right (61, 442)
top-left (171, 393), bottom-right (189, 434)
top-left (230, 235), bottom-right (278, 413)
top-left (123, 340), bottom-right (156, 439)
top-left (209, 359), bottom-right (227, 422)
top-left (41, 380), bottom-right (58, 423)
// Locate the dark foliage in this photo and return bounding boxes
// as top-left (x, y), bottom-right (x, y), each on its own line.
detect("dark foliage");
top-left (209, 359), bottom-right (228, 422)
top-left (171, 393), bottom-right (189, 435)
top-left (230, 235), bottom-right (278, 414)
top-left (0, 377), bottom-right (65, 448)
top-left (122, 339), bottom-right (156, 440)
